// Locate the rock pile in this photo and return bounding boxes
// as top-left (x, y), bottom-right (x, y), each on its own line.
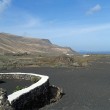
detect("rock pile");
top-left (49, 85), bottom-right (64, 103)
top-left (0, 88), bottom-right (14, 110)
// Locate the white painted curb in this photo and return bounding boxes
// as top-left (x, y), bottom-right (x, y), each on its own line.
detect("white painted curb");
top-left (0, 73), bottom-right (49, 104)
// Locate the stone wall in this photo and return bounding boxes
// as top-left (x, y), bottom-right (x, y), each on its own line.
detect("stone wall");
top-left (0, 73), bottom-right (41, 81)
top-left (11, 79), bottom-right (49, 110)
top-left (0, 73), bottom-right (49, 110)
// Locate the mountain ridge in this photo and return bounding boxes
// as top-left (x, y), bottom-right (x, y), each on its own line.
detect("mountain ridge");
top-left (0, 33), bottom-right (78, 56)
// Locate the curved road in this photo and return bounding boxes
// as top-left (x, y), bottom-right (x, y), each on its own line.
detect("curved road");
top-left (2, 58), bottom-right (110, 110)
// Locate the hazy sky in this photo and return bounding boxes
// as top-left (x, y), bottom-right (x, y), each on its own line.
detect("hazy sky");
top-left (0, 0), bottom-right (110, 52)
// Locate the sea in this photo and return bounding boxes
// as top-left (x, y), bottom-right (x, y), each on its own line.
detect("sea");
top-left (79, 51), bottom-right (110, 55)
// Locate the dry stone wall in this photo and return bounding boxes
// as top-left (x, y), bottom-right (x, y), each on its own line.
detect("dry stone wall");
top-left (0, 73), bottom-right (49, 110)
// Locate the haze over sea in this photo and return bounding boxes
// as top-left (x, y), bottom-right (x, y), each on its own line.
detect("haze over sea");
top-left (80, 51), bottom-right (110, 54)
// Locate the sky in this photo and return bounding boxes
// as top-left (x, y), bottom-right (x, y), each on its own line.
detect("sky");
top-left (0, 0), bottom-right (110, 52)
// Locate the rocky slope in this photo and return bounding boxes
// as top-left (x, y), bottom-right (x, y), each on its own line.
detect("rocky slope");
top-left (0, 33), bottom-right (77, 56)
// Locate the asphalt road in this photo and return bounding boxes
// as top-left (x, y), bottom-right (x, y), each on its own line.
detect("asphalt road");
top-left (2, 58), bottom-right (110, 110)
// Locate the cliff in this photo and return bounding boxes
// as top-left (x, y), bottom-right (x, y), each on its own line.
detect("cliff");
top-left (0, 33), bottom-right (78, 56)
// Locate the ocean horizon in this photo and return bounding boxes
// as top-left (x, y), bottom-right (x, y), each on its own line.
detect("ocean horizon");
top-left (79, 51), bottom-right (110, 54)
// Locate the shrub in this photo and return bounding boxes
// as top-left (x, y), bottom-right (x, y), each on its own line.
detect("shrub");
top-left (14, 85), bottom-right (25, 92)
top-left (31, 77), bottom-right (40, 83)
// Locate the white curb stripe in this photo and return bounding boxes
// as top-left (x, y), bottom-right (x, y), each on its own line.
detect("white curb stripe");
top-left (0, 73), bottom-right (49, 104)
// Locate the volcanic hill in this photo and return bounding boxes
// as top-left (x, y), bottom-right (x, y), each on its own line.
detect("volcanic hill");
top-left (0, 33), bottom-right (77, 56)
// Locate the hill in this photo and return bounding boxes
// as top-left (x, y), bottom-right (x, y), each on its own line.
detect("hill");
top-left (0, 33), bottom-right (77, 56)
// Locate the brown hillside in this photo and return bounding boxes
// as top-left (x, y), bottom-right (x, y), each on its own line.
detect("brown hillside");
top-left (0, 33), bottom-right (78, 56)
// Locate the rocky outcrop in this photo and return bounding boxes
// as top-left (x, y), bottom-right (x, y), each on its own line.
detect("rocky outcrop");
top-left (49, 85), bottom-right (64, 103)
top-left (0, 88), bottom-right (14, 110)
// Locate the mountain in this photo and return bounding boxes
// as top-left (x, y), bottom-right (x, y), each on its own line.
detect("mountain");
top-left (0, 33), bottom-right (78, 56)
